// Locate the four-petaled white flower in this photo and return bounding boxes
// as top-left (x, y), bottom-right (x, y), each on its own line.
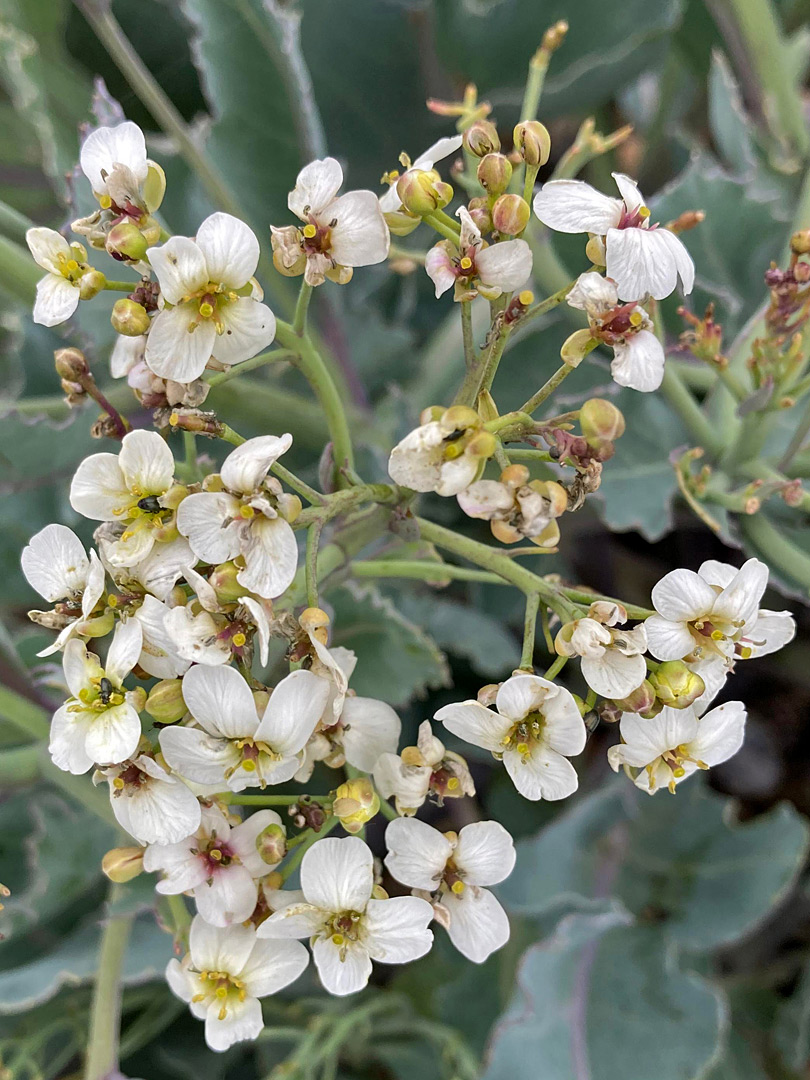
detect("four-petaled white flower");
top-left (384, 817), bottom-right (515, 963)
top-left (533, 173), bottom-right (694, 301)
top-left (379, 135), bottom-right (463, 213)
top-left (49, 619), bottom-right (143, 774)
top-left (645, 559), bottom-right (796, 679)
top-left (566, 272), bottom-right (667, 392)
top-left (80, 121), bottom-right (157, 215)
top-left (144, 803), bottom-right (283, 925)
top-left (425, 207), bottom-right (532, 302)
top-left (258, 835), bottom-right (433, 996)
top-left (145, 212), bottom-right (276, 382)
top-left (436, 673), bottom-right (586, 801)
top-left (70, 429), bottom-right (181, 569)
top-left (177, 435), bottom-right (299, 600)
top-left (373, 720), bottom-right (475, 816)
top-left (166, 916), bottom-right (308, 1052)
top-left (159, 663), bottom-right (329, 791)
top-left (388, 409), bottom-right (491, 497)
top-left (608, 700), bottom-right (746, 794)
top-left (555, 603), bottom-right (648, 700)
top-left (26, 228), bottom-right (90, 326)
top-left (21, 524), bottom-right (106, 657)
top-left (102, 753), bottom-right (201, 845)
top-left (272, 158), bottom-right (390, 287)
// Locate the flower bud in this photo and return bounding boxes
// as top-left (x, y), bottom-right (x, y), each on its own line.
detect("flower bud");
top-left (54, 347), bottom-right (89, 381)
top-left (299, 606), bottom-right (330, 638)
top-left (513, 120), bottom-right (551, 167)
top-left (466, 197), bottom-right (492, 234)
top-left (106, 222), bottom-right (149, 262)
top-left (466, 430), bottom-right (497, 459)
top-left (441, 404), bottom-right (480, 432)
top-left (491, 193), bottom-right (530, 235)
top-left (143, 161), bottom-right (167, 213)
top-left (111, 298), bottom-right (150, 337)
top-left (560, 328), bottom-right (594, 365)
top-left (102, 846), bottom-right (144, 883)
top-left (397, 170), bottom-right (453, 215)
top-left (477, 153), bottom-right (512, 196)
top-left (255, 822), bottom-right (287, 865)
top-left (649, 661), bottom-right (705, 709)
top-left (791, 229), bottom-right (810, 255)
top-left (585, 235), bottom-right (606, 266)
top-left (208, 561), bottom-right (245, 603)
top-left (333, 777), bottom-right (380, 834)
top-left (384, 208), bottom-right (421, 237)
top-left (78, 270), bottom-right (107, 300)
top-left (463, 120), bottom-right (500, 157)
top-left (144, 679), bottom-right (187, 724)
top-left (580, 399), bottom-right (626, 445)
top-left (612, 679), bottom-right (656, 714)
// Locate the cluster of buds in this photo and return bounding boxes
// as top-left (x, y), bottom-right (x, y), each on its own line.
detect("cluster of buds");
top-left (332, 777), bottom-right (380, 834)
top-left (678, 304), bottom-right (726, 368)
top-left (458, 465), bottom-right (567, 547)
top-left (764, 230), bottom-right (810, 337)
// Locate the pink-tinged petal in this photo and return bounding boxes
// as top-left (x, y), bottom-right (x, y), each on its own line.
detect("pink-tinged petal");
top-left (288, 157), bottom-right (343, 219)
top-left (435, 700), bottom-right (511, 753)
top-left (533, 179), bottom-right (622, 234)
top-left (652, 568), bottom-right (717, 622)
top-left (300, 836), bottom-right (373, 912)
top-left (237, 516), bottom-right (298, 599)
top-left (454, 821), bottom-right (515, 886)
top-left (195, 212), bottom-right (260, 287)
top-left (145, 306), bottom-right (216, 382)
top-left (328, 190), bottom-right (390, 267)
top-left (176, 490), bottom-right (243, 563)
top-left (364, 896), bottom-right (433, 964)
top-left (503, 745), bottom-right (578, 801)
top-left (475, 238), bottom-right (533, 292)
top-left (211, 298), bottom-right (276, 367)
top-left (610, 330), bottom-right (665, 392)
top-left (644, 615), bottom-right (696, 661)
top-left (33, 274), bottom-right (80, 327)
top-left (443, 887), bottom-right (510, 963)
top-left (182, 663), bottom-right (260, 739)
top-left (220, 434), bottom-right (292, 495)
top-left (384, 817), bottom-right (451, 890)
top-left (147, 236), bottom-right (208, 305)
top-left (690, 701), bottom-right (746, 766)
top-left (425, 242), bottom-right (457, 298)
top-left (312, 937), bottom-right (371, 996)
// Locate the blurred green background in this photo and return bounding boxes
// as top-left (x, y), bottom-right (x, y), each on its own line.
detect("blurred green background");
top-left (2, 0), bottom-right (810, 1077)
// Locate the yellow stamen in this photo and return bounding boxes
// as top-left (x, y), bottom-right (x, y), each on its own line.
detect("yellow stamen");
top-left (332, 933), bottom-right (344, 945)
top-left (232, 632), bottom-right (247, 648)
top-left (199, 301), bottom-right (214, 318)
top-left (210, 849), bottom-right (223, 861)
top-left (451, 880), bottom-right (465, 895)
top-left (459, 256), bottom-right (473, 271)
top-left (518, 290), bottom-right (534, 305)
top-left (639, 206), bottom-right (651, 218)
top-left (629, 311), bottom-right (643, 327)
top-left (241, 759), bottom-right (256, 772)
top-left (302, 224), bottom-right (317, 239)
top-left (447, 777), bottom-right (459, 790)
top-left (112, 777), bottom-right (125, 790)
top-left (239, 505), bottom-right (255, 519)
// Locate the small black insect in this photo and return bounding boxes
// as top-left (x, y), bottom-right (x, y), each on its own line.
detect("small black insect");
top-left (137, 495), bottom-right (162, 513)
top-left (443, 429), bottom-right (466, 443)
top-left (99, 677), bottom-right (114, 705)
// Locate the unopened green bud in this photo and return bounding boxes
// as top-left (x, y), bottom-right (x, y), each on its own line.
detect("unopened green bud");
top-left (580, 398), bottom-right (626, 445)
top-left (466, 430), bottom-right (497, 459)
top-left (463, 120), bottom-right (500, 158)
top-left (106, 222), bottom-right (149, 262)
top-left (102, 846), bottom-right (144, 883)
top-left (442, 404), bottom-right (480, 431)
top-left (397, 170), bottom-right (453, 215)
top-left (256, 822), bottom-right (287, 865)
top-left (209, 561), bottom-right (245, 603)
top-left (383, 208), bottom-right (421, 237)
top-left (143, 161), bottom-right (167, 213)
top-left (491, 193), bottom-right (530, 235)
top-left (477, 153), bottom-right (512, 196)
top-left (649, 661), bottom-right (705, 709)
top-left (70, 240), bottom-right (88, 262)
top-left (333, 778), bottom-right (380, 834)
top-left (467, 197), bottom-right (492, 234)
top-left (612, 679), bottom-right (656, 714)
top-left (54, 347), bottom-right (89, 381)
top-left (513, 120), bottom-right (551, 167)
top-left (145, 679), bottom-right (187, 724)
top-left (111, 298), bottom-right (150, 337)
top-left (79, 270), bottom-right (107, 300)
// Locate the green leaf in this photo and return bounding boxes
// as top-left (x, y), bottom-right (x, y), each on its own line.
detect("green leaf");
top-left (499, 779), bottom-right (809, 952)
top-left (483, 912), bottom-right (724, 1080)
top-left (328, 581), bottom-right (451, 707)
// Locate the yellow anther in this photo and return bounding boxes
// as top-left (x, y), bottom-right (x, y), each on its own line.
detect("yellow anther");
top-left (218, 1006), bottom-right (227, 1021)
top-left (444, 442), bottom-right (463, 460)
top-left (232, 632), bottom-right (247, 648)
top-left (169, 412), bottom-right (180, 427)
top-left (710, 630), bottom-right (725, 641)
top-left (241, 759), bottom-right (256, 772)
top-left (66, 259), bottom-right (79, 273)
top-left (672, 766), bottom-right (685, 778)
top-left (332, 933), bottom-right (344, 945)
top-left (112, 777), bottom-right (125, 790)
top-left (215, 985), bottom-right (227, 998)
top-left (516, 741), bottom-right (530, 755)
top-left (518, 290), bottom-right (534, 306)
top-left (302, 224), bottom-right (317, 239)
top-left (639, 205), bottom-right (651, 218)
top-left (210, 848), bottom-right (223, 861)
top-left (199, 301), bottom-right (214, 318)
top-left (451, 880), bottom-right (465, 895)
top-left (239, 505), bottom-right (255, 519)
top-left (459, 256), bottom-right (473, 271)
top-left (740, 646), bottom-right (752, 659)
top-left (629, 311), bottom-right (643, 327)
top-left (447, 776), bottom-right (459, 790)
top-left (107, 594), bottom-right (118, 608)
top-left (191, 993), bottom-right (205, 1003)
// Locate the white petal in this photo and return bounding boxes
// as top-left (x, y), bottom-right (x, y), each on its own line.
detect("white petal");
top-left (746, 610), bottom-right (796, 657)
top-left (289, 157), bottom-right (343, 219)
top-left (541, 686), bottom-right (587, 756)
top-left (135, 595), bottom-right (189, 679)
top-left (475, 239), bottom-right (533, 292)
top-left (606, 226), bottom-right (692, 302)
top-left (616, 707), bottom-right (698, 768)
top-left (118, 429), bottom-right (175, 495)
top-left (63, 637), bottom-right (97, 699)
top-left (182, 663), bottom-right (260, 739)
top-left (364, 896), bottom-right (433, 964)
top-left (373, 754), bottom-right (430, 811)
top-left (712, 559), bottom-right (768, 626)
top-left (312, 937), bottom-right (371, 996)
top-left (457, 480), bottom-right (514, 520)
top-left (110, 334), bottom-right (146, 378)
top-left (49, 703), bottom-right (95, 774)
top-left (106, 617), bottom-right (143, 685)
top-left (328, 190), bottom-right (390, 267)
top-left (195, 864), bottom-right (258, 926)
top-left (300, 836), bottom-right (373, 912)
top-left (384, 817), bottom-right (452, 890)
top-left (612, 172), bottom-right (645, 213)
top-left (159, 726), bottom-right (238, 785)
top-left (257, 902), bottom-right (327, 939)
top-left (164, 605), bottom-right (231, 666)
top-left (80, 121), bottom-right (148, 192)
top-left (652, 568), bottom-right (717, 622)
top-left (204, 995), bottom-right (262, 1052)
top-left (145, 305), bottom-right (217, 382)
top-left (131, 536), bottom-right (195, 601)
top-left (144, 840), bottom-right (208, 894)
top-left (147, 236), bottom-right (208, 305)
top-left (33, 274), bottom-right (80, 327)
top-left (212, 299), bottom-right (276, 367)
top-left (239, 596), bottom-right (271, 666)
top-left (26, 227), bottom-right (71, 274)
top-left (237, 516), bottom-right (298, 599)
top-left (83, 552), bottom-right (107, 617)
top-left (112, 773), bottom-right (201, 845)
top-left (239, 937), bottom-right (309, 998)
top-left (425, 243), bottom-right (456, 298)
top-left (436, 454), bottom-right (479, 497)
top-left (165, 957), bottom-right (196, 1004)
top-left (84, 702), bottom-right (142, 766)
top-left (340, 696), bottom-right (401, 772)
top-left (189, 914), bottom-right (256, 973)
top-left (413, 134), bottom-right (463, 170)
top-left (503, 745), bottom-right (579, 801)
top-left (611, 330), bottom-right (665, 392)
top-left (254, 669), bottom-right (330, 756)
top-left (567, 271), bottom-right (619, 313)
top-left (21, 524), bottom-right (89, 602)
top-left (220, 434), bottom-right (293, 495)
top-left (195, 212), bottom-right (260, 288)
top-left (495, 673), bottom-right (552, 722)
top-left (697, 560), bottom-right (738, 590)
top-left (644, 615), bottom-right (696, 661)
top-left (387, 422), bottom-right (444, 492)
top-left (454, 821), bottom-right (516, 886)
top-left (443, 887), bottom-right (510, 963)
top-left (435, 700), bottom-right (511, 753)
top-left (229, 809), bottom-right (285, 876)
top-left (581, 649), bottom-right (647, 699)
top-left (70, 453), bottom-right (129, 520)
top-left (533, 179), bottom-right (622, 234)
top-left (691, 701), bottom-right (746, 766)
top-left (176, 491), bottom-right (243, 563)
top-left (653, 226), bottom-right (695, 294)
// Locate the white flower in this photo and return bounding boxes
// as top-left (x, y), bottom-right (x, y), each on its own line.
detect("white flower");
top-left (645, 559), bottom-right (796, 679)
top-left (176, 435), bottom-right (298, 600)
top-left (258, 836), bottom-right (433, 996)
top-left (555, 606), bottom-right (648, 699)
top-left (379, 135), bottom-right (463, 213)
top-left (21, 524), bottom-right (106, 657)
top-left (145, 212), bottom-right (276, 382)
top-left (166, 916), bottom-right (308, 1052)
top-left (133, 594), bottom-right (190, 679)
top-left (436, 673), bottom-right (586, 801)
top-left (384, 817), bottom-right (514, 963)
top-left (111, 334), bottom-right (146, 379)
top-left (388, 408), bottom-right (492, 497)
top-left (159, 664), bottom-right (329, 791)
top-left (457, 470), bottom-right (567, 547)
top-left (566, 272), bottom-right (666, 392)
top-left (70, 429), bottom-right (180, 569)
top-left (373, 720), bottom-right (474, 815)
top-left (80, 121), bottom-right (160, 215)
top-left (49, 620), bottom-right (143, 774)
top-left (26, 228), bottom-right (88, 326)
top-left (608, 700), bottom-right (746, 794)
top-left (273, 157), bottom-right (390, 287)
top-left (102, 753), bottom-right (201, 844)
top-left (144, 803), bottom-right (283, 925)
top-left (425, 207), bottom-right (532, 302)
top-left (533, 173), bottom-right (694, 301)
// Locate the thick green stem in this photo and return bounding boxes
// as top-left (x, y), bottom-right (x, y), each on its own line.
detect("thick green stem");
top-left (294, 484), bottom-right (398, 528)
top-left (351, 560), bottom-right (505, 585)
top-left (660, 365), bottom-right (725, 457)
top-left (0, 196), bottom-right (33, 245)
top-left (0, 233), bottom-right (41, 305)
top-left (739, 512), bottom-right (810, 592)
top-left (779, 396), bottom-right (810, 469)
top-left (306, 520), bottom-right (323, 607)
top-left (460, 300), bottom-right (476, 374)
top-left (521, 593), bottom-right (540, 669)
top-left (292, 280), bottom-right (314, 336)
top-left (520, 352), bottom-right (591, 415)
top-left (204, 348), bottom-right (295, 386)
top-left (84, 886), bottom-right (133, 1080)
top-left (103, 279), bottom-right (138, 292)
top-left (423, 211), bottom-right (461, 243)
